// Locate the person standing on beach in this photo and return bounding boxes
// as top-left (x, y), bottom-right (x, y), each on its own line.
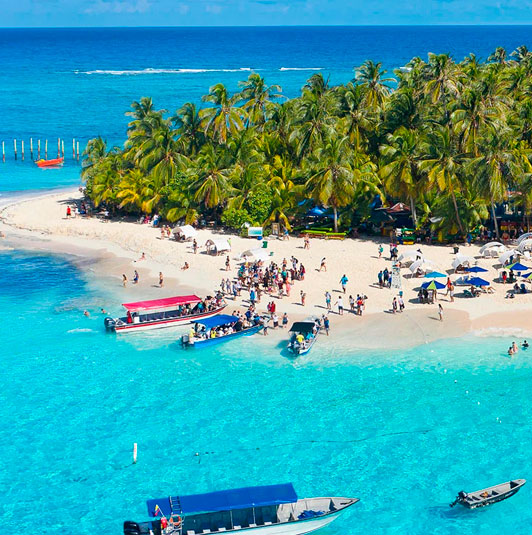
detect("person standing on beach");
top-left (282, 312), bottom-right (288, 328)
top-left (398, 295), bottom-right (405, 312)
top-left (378, 270), bottom-right (383, 288)
top-left (336, 295), bottom-right (344, 315)
top-left (340, 274), bottom-right (349, 293)
top-left (438, 303), bottom-right (443, 321)
top-left (225, 256), bottom-right (231, 271)
top-left (304, 236), bottom-right (310, 249)
top-left (325, 291), bottom-right (332, 310)
top-left (319, 258), bottom-right (327, 272)
top-left (193, 239), bottom-right (198, 254)
top-left (349, 295), bottom-right (355, 313)
top-left (66, 206), bottom-right (71, 218)
top-left (133, 270), bottom-right (139, 284)
top-left (122, 274), bottom-right (127, 287)
top-left (300, 290), bottom-right (306, 306)
top-left (449, 284), bottom-right (454, 302)
top-left (159, 272), bottom-right (164, 288)
top-left (323, 314), bottom-right (330, 335)
top-left (392, 297), bottom-right (397, 314)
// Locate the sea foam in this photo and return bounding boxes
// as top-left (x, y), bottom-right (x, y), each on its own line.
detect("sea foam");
top-left (77, 67), bottom-right (254, 75)
top-left (279, 67), bottom-right (322, 71)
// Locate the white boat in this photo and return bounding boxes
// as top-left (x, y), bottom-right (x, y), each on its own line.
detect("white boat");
top-left (288, 320), bottom-right (320, 356)
top-left (124, 483), bottom-right (358, 535)
top-left (104, 295), bottom-right (225, 333)
top-left (450, 479), bottom-right (526, 509)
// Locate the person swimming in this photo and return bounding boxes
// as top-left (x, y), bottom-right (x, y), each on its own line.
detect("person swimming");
top-left (508, 346), bottom-right (514, 356)
top-left (523, 340), bottom-right (529, 349)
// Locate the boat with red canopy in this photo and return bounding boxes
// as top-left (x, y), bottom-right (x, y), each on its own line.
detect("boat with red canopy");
top-left (104, 294), bottom-right (226, 333)
top-left (35, 157), bottom-right (64, 167)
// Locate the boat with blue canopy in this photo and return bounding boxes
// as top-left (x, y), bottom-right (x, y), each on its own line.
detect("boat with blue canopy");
top-left (287, 319), bottom-right (320, 356)
top-left (123, 483), bottom-right (359, 535)
top-left (180, 314), bottom-right (263, 348)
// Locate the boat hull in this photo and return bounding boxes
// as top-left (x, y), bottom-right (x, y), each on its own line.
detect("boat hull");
top-left (107, 306), bottom-right (226, 333)
top-left (461, 488), bottom-right (522, 509)
top-left (183, 325), bottom-right (263, 348)
top-left (35, 157), bottom-right (64, 167)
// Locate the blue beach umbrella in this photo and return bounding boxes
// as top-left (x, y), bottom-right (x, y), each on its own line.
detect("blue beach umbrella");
top-left (465, 266), bottom-right (488, 273)
top-left (424, 271), bottom-right (447, 278)
top-left (468, 276), bottom-right (490, 287)
top-left (421, 280), bottom-right (446, 290)
top-left (506, 262), bottom-right (529, 272)
top-left (522, 272), bottom-right (532, 280)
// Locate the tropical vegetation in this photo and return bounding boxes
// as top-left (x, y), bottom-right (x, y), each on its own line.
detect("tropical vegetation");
top-left (82, 49), bottom-right (532, 238)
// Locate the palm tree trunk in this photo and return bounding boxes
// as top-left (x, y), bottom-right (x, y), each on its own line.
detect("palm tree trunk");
top-left (451, 191), bottom-right (464, 235)
top-left (490, 199), bottom-right (500, 239)
top-left (333, 206), bottom-right (338, 233)
top-left (409, 195), bottom-right (418, 228)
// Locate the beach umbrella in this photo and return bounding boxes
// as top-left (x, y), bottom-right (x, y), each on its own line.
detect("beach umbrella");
top-left (424, 271), bottom-right (447, 278)
top-left (465, 266), bottom-right (488, 273)
top-left (421, 280), bottom-right (445, 290)
top-left (468, 276), bottom-right (490, 287)
top-left (522, 272), bottom-right (532, 280)
top-left (506, 262), bottom-right (529, 272)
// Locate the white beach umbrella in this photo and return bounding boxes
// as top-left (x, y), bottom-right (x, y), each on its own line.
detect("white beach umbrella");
top-left (240, 248), bottom-right (270, 262)
top-left (517, 239), bottom-right (532, 253)
top-left (452, 255), bottom-right (474, 270)
top-left (409, 259), bottom-right (437, 274)
top-left (173, 224), bottom-right (197, 240)
top-left (479, 241), bottom-right (505, 254)
top-left (398, 250), bottom-right (424, 263)
top-left (498, 249), bottom-right (518, 265)
top-left (517, 232), bottom-right (532, 245)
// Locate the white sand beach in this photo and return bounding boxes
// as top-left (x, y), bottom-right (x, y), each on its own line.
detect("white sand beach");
top-left (2, 189), bottom-right (532, 349)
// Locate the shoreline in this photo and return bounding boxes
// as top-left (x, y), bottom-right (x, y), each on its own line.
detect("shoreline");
top-left (2, 188), bottom-right (532, 351)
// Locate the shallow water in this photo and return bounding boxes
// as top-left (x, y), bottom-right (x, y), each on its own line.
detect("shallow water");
top-left (1, 248), bottom-right (531, 534)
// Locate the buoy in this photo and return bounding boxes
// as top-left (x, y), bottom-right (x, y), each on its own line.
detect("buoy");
top-left (133, 443), bottom-right (138, 464)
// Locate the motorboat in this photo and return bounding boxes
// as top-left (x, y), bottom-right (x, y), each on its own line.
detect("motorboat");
top-left (35, 157), bottom-right (64, 167)
top-left (288, 320), bottom-right (320, 356)
top-left (104, 295), bottom-right (226, 333)
top-left (123, 483), bottom-right (359, 535)
top-left (450, 479), bottom-right (526, 509)
top-left (181, 314), bottom-right (263, 348)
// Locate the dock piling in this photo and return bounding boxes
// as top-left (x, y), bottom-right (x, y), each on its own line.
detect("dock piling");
top-left (45, 139), bottom-right (48, 158)
top-left (76, 141), bottom-right (80, 160)
top-left (38, 139), bottom-right (41, 159)
top-left (57, 138), bottom-right (60, 158)
top-left (21, 140), bottom-right (24, 160)
top-left (133, 443), bottom-right (138, 464)
top-left (30, 138), bottom-right (33, 160)
top-left (72, 138), bottom-right (76, 159)
top-left (2, 141), bottom-right (4, 162)
top-left (61, 140), bottom-right (65, 158)
top-left (14, 139), bottom-right (17, 160)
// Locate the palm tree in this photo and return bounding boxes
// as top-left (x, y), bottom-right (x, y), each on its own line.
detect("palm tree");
top-left (172, 102), bottom-right (205, 155)
top-left (424, 53), bottom-right (460, 105)
top-left (419, 127), bottom-right (466, 234)
top-left (81, 136), bottom-right (108, 182)
top-left (488, 47), bottom-right (508, 65)
top-left (305, 136), bottom-right (356, 232)
top-left (190, 144), bottom-right (232, 209)
top-left (238, 73), bottom-right (283, 127)
top-left (380, 127), bottom-right (422, 225)
top-left (200, 83), bottom-right (245, 144)
top-left (355, 60), bottom-right (394, 109)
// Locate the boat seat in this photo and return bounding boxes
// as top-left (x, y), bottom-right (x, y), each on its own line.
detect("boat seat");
top-left (492, 491), bottom-right (498, 495)
top-left (218, 529), bottom-right (226, 532)
top-left (187, 531), bottom-right (195, 535)
top-left (233, 526), bottom-right (241, 530)
top-left (249, 524), bottom-right (256, 528)
top-left (202, 530), bottom-right (211, 534)
top-left (264, 522), bottom-right (272, 526)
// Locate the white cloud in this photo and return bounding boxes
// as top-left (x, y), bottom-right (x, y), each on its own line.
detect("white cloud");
top-left (177, 3), bottom-right (190, 14)
top-left (84, 0), bottom-right (151, 15)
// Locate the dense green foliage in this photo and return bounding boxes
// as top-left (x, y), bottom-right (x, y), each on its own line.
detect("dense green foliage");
top-left (83, 47), bottom-right (532, 236)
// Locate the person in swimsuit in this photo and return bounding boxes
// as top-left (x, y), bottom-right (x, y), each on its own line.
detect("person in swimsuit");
top-left (159, 272), bottom-right (164, 287)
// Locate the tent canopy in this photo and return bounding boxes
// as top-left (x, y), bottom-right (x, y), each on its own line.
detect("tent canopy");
top-left (123, 295), bottom-right (201, 312)
top-left (146, 484), bottom-right (298, 518)
top-left (452, 256), bottom-right (474, 270)
top-left (289, 321), bottom-right (317, 334)
top-left (193, 314), bottom-right (239, 329)
top-left (517, 239), bottom-right (532, 253)
top-left (241, 248), bottom-right (270, 262)
top-left (398, 250), bottom-right (423, 262)
top-left (499, 250), bottom-right (518, 265)
top-left (479, 241), bottom-right (505, 254)
top-left (206, 239), bottom-right (231, 253)
top-left (173, 225), bottom-right (197, 240)
top-left (409, 259), bottom-right (437, 273)
top-left (518, 232), bottom-right (532, 244)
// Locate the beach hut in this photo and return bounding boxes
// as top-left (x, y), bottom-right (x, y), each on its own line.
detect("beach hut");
top-left (240, 248), bottom-right (270, 262)
top-left (173, 225), bottom-right (197, 241)
top-left (205, 239), bottom-right (231, 255)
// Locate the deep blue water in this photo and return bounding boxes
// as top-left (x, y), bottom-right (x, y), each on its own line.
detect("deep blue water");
top-left (2, 248), bottom-right (532, 534)
top-left (1, 26), bottom-right (532, 191)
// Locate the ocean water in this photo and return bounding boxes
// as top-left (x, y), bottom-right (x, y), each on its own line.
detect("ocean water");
top-left (1, 248), bottom-right (532, 534)
top-left (1, 26), bottom-right (532, 192)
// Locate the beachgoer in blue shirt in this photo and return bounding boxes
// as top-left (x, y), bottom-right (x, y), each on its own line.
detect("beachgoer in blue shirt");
top-left (340, 274), bottom-right (349, 293)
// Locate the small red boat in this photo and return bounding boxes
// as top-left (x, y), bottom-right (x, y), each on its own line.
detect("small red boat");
top-left (35, 157), bottom-right (64, 168)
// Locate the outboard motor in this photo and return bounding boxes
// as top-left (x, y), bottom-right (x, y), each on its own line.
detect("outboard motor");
top-left (104, 317), bottom-right (116, 331)
top-left (123, 521), bottom-right (141, 535)
top-left (449, 491), bottom-right (467, 508)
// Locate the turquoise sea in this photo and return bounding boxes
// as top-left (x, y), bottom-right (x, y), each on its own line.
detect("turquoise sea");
top-left (3, 26), bottom-right (532, 534)
top-left (1, 249), bottom-right (532, 534)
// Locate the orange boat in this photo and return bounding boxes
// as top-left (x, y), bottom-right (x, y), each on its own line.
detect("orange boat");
top-left (35, 157), bottom-right (64, 168)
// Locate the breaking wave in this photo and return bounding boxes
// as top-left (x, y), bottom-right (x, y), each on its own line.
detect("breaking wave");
top-left (279, 67), bottom-right (322, 71)
top-left (77, 67), bottom-right (254, 75)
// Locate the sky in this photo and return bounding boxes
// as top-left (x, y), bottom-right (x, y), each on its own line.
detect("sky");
top-left (2, 0), bottom-right (532, 27)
